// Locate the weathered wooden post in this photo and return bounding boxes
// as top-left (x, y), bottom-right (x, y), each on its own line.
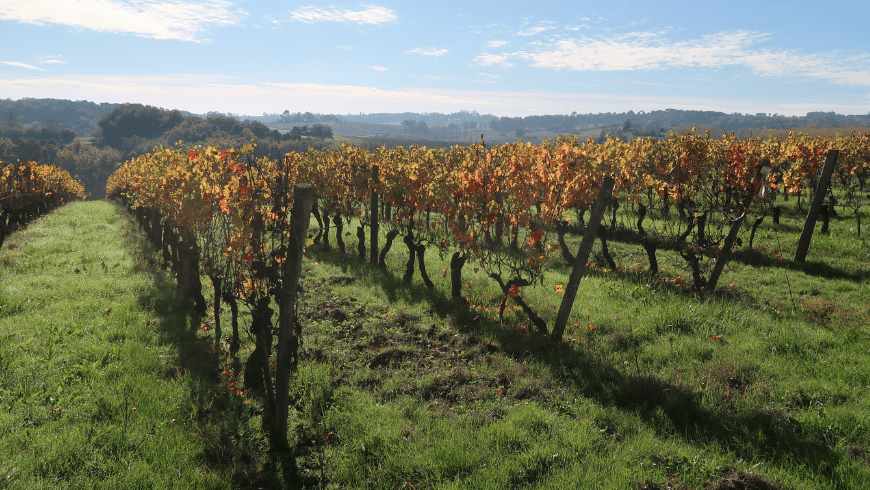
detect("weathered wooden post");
top-left (794, 149), bottom-right (838, 262)
top-left (370, 164), bottom-right (379, 265)
top-left (552, 176), bottom-right (615, 343)
top-left (273, 183), bottom-right (316, 450)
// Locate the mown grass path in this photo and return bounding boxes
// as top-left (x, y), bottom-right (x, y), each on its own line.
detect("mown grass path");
top-left (0, 201), bottom-right (245, 489)
top-left (3, 201), bottom-right (870, 489)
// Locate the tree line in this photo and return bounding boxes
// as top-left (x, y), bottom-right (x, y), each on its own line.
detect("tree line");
top-left (0, 102), bottom-right (334, 199)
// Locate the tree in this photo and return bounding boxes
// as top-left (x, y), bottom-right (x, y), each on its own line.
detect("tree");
top-left (401, 120), bottom-right (429, 135)
top-left (56, 142), bottom-right (122, 199)
top-left (310, 124), bottom-right (333, 139)
top-left (96, 103), bottom-right (183, 149)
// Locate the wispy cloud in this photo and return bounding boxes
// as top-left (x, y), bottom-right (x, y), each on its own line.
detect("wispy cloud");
top-left (262, 83), bottom-right (500, 111)
top-left (513, 31), bottom-right (771, 71)
top-left (486, 40), bottom-right (507, 48)
top-left (477, 30), bottom-right (870, 86)
top-left (473, 53), bottom-right (514, 68)
top-left (39, 55), bottom-right (66, 64)
top-left (516, 26), bottom-right (555, 36)
top-left (290, 5), bottom-right (396, 24)
top-left (370, 66), bottom-right (388, 71)
top-left (407, 48), bottom-right (448, 57)
top-left (0, 0), bottom-right (245, 42)
top-left (0, 74), bottom-right (861, 116)
top-left (1, 61), bottom-right (45, 70)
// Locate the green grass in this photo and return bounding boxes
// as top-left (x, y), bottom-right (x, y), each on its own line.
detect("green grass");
top-left (0, 202), bottom-right (270, 489)
top-left (283, 195), bottom-right (870, 488)
top-left (2, 195), bottom-right (870, 488)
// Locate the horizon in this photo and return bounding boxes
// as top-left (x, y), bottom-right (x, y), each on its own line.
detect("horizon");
top-left (1, 1), bottom-right (869, 118)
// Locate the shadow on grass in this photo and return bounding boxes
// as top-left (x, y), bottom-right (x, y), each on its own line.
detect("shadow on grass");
top-left (559, 219), bottom-right (869, 284)
top-left (732, 246), bottom-right (870, 282)
top-left (309, 244), bottom-right (844, 484)
top-left (119, 214), bottom-right (289, 489)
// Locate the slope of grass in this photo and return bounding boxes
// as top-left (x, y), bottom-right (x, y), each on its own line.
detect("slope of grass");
top-left (0, 202), bottom-right (268, 489)
top-left (274, 195), bottom-right (870, 488)
top-left (2, 195), bottom-right (870, 489)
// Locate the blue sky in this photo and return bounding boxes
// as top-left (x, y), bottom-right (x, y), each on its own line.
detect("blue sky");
top-left (1, 1), bottom-right (869, 117)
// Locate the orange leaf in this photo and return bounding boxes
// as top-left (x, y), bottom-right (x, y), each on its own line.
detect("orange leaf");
top-left (529, 228), bottom-right (545, 247)
top-left (103, 308), bottom-right (112, 314)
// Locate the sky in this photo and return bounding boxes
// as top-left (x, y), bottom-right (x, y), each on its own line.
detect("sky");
top-left (1, 1), bottom-right (869, 117)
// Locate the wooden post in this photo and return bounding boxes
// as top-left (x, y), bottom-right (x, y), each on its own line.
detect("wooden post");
top-left (273, 183), bottom-right (316, 449)
top-left (370, 164), bottom-right (379, 265)
top-left (794, 149), bottom-right (838, 262)
top-left (552, 176), bottom-right (615, 343)
top-left (705, 214), bottom-right (744, 293)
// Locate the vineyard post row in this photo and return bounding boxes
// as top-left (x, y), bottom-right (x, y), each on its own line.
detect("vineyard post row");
top-left (1, 160), bottom-right (86, 249)
top-left (104, 147), bottom-right (320, 474)
top-left (322, 135), bottom-right (866, 340)
top-left (104, 134), bottom-right (870, 345)
top-left (103, 134), bottom-right (870, 452)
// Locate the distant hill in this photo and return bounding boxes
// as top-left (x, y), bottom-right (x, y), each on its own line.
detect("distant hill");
top-left (2, 97), bottom-right (868, 199)
top-left (4, 97), bottom-right (869, 143)
top-left (2, 98), bottom-right (118, 136)
top-left (261, 108), bottom-right (870, 145)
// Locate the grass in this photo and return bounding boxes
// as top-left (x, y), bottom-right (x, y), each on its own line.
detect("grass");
top-left (283, 193), bottom-right (870, 488)
top-left (2, 194), bottom-right (870, 488)
top-left (0, 202), bottom-right (271, 489)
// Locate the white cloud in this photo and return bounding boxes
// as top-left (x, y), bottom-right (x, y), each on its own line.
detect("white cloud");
top-left (0, 74), bottom-right (496, 114)
top-left (486, 40), bottom-right (507, 48)
top-left (290, 5), bottom-right (396, 24)
top-left (0, 0), bottom-right (245, 42)
top-left (370, 66), bottom-right (388, 71)
top-left (479, 30), bottom-right (870, 86)
top-left (407, 48), bottom-right (448, 57)
top-left (516, 26), bottom-right (555, 36)
top-left (1, 61), bottom-right (45, 70)
top-left (40, 59), bottom-right (66, 64)
top-left (0, 73), bottom-right (863, 116)
top-left (742, 51), bottom-right (870, 86)
top-left (474, 53), bottom-right (514, 68)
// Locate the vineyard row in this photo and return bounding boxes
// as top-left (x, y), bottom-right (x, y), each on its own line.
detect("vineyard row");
top-left (1, 160), bottom-right (86, 249)
top-left (104, 132), bottom-right (869, 452)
